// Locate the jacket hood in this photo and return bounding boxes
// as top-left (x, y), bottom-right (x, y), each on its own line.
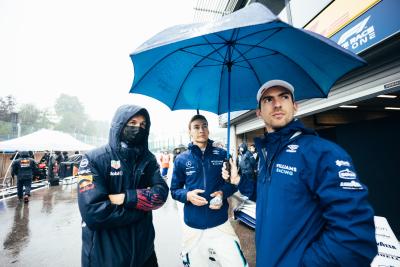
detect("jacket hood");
top-left (108, 104), bottom-right (151, 150)
top-left (239, 143), bottom-right (248, 153)
top-left (20, 151), bottom-right (29, 158)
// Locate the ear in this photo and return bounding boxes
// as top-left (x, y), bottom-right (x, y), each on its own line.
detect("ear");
top-left (256, 109), bottom-right (261, 118)
top-left (293, 102), bottom-right (298, 114)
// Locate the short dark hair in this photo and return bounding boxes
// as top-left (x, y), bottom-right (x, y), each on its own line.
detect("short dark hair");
top-left (188, 114), bottom-right (207, 129)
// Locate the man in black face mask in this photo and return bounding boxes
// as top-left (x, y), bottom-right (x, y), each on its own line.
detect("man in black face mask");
top-left (77, 104), bottom-right (169, 267)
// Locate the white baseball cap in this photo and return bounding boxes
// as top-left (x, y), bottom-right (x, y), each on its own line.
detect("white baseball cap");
top-left (256, 79), bottom-right (295, 102)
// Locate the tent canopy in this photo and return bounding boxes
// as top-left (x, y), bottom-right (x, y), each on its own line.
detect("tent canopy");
top-left (0, 129), bottom-right (95, 152)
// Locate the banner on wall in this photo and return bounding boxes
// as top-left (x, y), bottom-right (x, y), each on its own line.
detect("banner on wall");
top-left (330, 0), bottom-right (400, 54)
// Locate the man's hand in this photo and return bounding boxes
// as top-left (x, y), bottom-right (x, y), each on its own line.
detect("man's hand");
top-left (187, 189), bottom-right (208, 206)
top-left (222, 158), bottom-right (240, 185)
top-left (209, 191), bottom-right (223, 210)
top-left (109, 193), bottom-right (125, 205)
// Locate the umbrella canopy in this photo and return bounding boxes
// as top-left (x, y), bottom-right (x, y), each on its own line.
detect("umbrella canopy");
top-left (130, 3), bottom-right (366, 115)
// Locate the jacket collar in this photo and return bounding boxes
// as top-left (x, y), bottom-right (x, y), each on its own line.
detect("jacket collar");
top-left (188, 139), bottom-right (214, 157)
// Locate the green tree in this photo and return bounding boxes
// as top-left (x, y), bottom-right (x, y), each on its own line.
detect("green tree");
top-left (0, 95), bottom-right (16, 121)
top-left (54, 94), bottom-right (87, 134)
top-left (18, 103), bottom-right (53, 135)
top-left (0, 95), bottom-right (16, 139)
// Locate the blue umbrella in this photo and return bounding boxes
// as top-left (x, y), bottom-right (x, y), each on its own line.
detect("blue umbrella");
top-left (129, 3), bottom-right (366, 157)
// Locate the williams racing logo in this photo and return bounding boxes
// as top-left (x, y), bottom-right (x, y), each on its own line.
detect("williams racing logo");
top-left (337, 16), bottom-right (375, 51)
top-left (275, 163), bottom-right (297, 176)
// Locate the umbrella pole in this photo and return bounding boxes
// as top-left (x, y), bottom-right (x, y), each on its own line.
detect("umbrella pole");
top-left (226, 65), bottom-right (231, 160)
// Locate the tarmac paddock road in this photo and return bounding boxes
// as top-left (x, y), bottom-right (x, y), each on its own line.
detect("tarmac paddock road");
top-left (0, 179), bottom-right (256, 267)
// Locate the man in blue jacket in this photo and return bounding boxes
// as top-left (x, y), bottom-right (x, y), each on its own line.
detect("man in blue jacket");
top-left (77, 104), bottom-right (169, 267)
top-left (171, 114), bottom-right (248, 267)
top-left (223, 80), bottom-right (377, 266)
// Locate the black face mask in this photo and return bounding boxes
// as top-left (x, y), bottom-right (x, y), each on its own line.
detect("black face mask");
top-left (121, 126), bottom-right (147, 147)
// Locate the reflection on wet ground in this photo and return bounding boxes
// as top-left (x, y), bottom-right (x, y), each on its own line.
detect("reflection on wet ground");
top-left (0, 183), bottom-right (81, 267)
top-left (0, 177), bottom-right (255, 267)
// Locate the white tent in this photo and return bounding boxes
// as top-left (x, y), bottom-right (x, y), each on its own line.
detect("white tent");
top-left (0, 129), bottom-right (95, 152)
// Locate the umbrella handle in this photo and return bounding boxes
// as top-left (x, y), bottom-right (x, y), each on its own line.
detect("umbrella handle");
top-left (223, 157), bottom-right (231, 183)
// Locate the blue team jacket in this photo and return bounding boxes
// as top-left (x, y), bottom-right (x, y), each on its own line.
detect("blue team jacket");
top-left (254, 119), bottom-right (377, 266)
top-left (171, 140), bottom-right (237, 229)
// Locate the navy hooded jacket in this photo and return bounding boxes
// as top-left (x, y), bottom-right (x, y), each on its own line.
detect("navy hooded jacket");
top-left (171, 140), bottom-right (237, 229)
top-left (254, 119), bottom-right (377, 266)
top-left (11, 151), bottom-right (37, 180)
top-left (77, 104), bottom-right (169, 267)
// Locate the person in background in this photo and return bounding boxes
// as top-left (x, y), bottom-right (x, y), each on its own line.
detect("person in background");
top-left (171, 114), bottom-right (248, 267)
top-left (222, 79), bottom-right (377, 266)
top-left (248, 144), bottom-right (258, 162)
top-left (237, 143), bottom-right (257, 201)
top-left (159, 151), bottom-right (170, 178)
top-left (77, 104), bottom-right (169, 267)
top-left (173, 148), bottom-right (181, 162)
top-left (62, 151), bottom-right (69, 162)
top-left (47, 151), bottom-right (62, 181)
top-left (40, 150), bottom-right (50, 165)
top-left (11, 151), bottom-right (37, 202)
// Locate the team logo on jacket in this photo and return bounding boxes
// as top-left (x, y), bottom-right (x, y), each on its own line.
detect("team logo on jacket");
top-left (286, 144), bottom-right (299, 153)
top-left (338, 169), bottom-right (357, 179)
top-left (275, 163), bottom-right (297, 176)
top-left (212, 149), bottom-right (220, 155)
top-left (336, 160), bottom-right (350, 167)
top-left (80, 158), bottom-right (89, 168)
top-left (78, 174), bottom-right (95, 193)
top-left (20, 159), bottom-right (30, 168)
top-left (340, 180), bottom-right (363, 190)
top-left (186, 161), bottom-right (192, 167)
top-left (211, 160), bottom-right (223, 166)
top-left (111, 160), bottom-right (121, 169)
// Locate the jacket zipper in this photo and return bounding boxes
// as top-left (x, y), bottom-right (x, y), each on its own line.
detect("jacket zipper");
top-left (201, 152), bottom-right (208, 228)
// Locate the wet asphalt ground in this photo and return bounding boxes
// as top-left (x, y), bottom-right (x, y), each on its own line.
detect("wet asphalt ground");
top-left (0, 177), bottom-right (255, 267)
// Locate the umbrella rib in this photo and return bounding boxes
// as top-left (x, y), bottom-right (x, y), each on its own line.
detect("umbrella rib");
top-left (230, 45), bottom-right (262, 87)
top-left (233, 51), bottom-right (278, 64)
top-left (181, 48), bottom-right (225, 64)
top-left (171, 42), bottom-right (230, 110)
top-left (234, 43), bottom-right (325, 97)
top-left (202, 35), bottom-right (228, 62)
top-left (231, 28), bottom-right (281, 63)
top-left (132, 43), bottom-right (228, 89)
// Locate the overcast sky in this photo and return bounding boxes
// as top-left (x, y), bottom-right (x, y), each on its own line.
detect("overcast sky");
top-left (0, 0), bottom-right (224, 137)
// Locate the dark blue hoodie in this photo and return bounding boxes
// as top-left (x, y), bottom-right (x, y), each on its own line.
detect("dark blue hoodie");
top-left (254, 119), bottom-right (377, 266)
top-left (77, 104), bottom-right (169, 267)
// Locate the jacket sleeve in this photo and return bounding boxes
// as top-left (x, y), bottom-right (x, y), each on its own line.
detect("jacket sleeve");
top-left (237, 172), bottom-right (255, 199)
top-left (124, 157), bottom-right (169, 211)
top-left (219, 179), bottom-right (237, 199)
top-left (11, 161), bottom-right (17, 178)
top-left (77, 155), bottom-right (146, 230)
top-left (302, 144), bottom-right (377, 266)
top-left (170, 158), bottom-right (189, 203)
